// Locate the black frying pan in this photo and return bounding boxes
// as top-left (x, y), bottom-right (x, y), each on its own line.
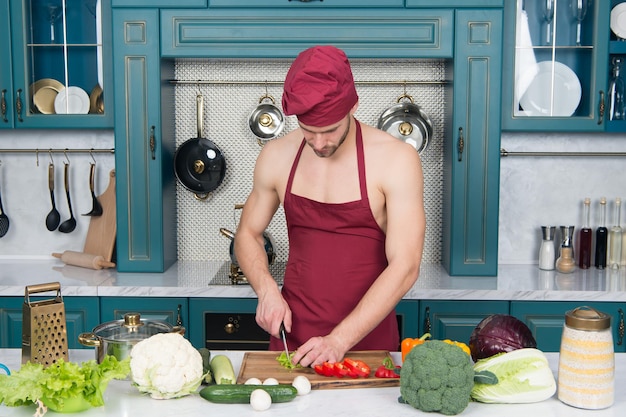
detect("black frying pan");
top-left (174, 94), bottom-right (226, 200)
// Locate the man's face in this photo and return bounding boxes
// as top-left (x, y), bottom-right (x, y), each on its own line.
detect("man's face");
top-left (298, 115), bottom-right (351, 158)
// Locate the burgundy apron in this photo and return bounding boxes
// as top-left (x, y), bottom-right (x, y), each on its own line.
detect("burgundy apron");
top-left (269, 120), bottom-right (399, 351)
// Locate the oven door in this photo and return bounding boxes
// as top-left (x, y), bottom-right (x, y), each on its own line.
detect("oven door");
top-left (204, 312), bottom-right (269, 350)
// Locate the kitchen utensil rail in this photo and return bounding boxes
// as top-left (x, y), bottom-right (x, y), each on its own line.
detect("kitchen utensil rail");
top-left (500, 148), bottom-right (626, 157)
top-left (169, 79), bottom-right (449, 86)
top-left (0, 148), bottom-right (114, 154)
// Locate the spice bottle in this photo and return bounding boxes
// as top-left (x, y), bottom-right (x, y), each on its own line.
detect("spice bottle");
top-left (595, 197), bottom-right (608, 269)
top-left (556, 226), bottom-right (575, 273)
top-left (578, 198), bottom-right (592, 269)
top-left (608, 198), bottom-right (622, 269)
top-left (558, 306), bottom-right (614, 409)
top-left (539, 226), bottom-right (556, 270)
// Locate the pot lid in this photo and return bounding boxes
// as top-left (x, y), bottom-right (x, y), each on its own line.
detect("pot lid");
top-left (565, 306), bottom-right (611, 331)
top-left (248, 95), bottom-right (285, 140)
top-left (90, 312), bottom-right (177, 342)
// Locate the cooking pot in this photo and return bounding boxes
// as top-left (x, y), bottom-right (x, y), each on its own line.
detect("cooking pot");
top-left (174, 94), bottom-right (226, 200)
top-left (248, 94), bottom-right (285, 144)
top-left (78, 312), bottom-right (185, 363)
top-left (220, 227), bottom-right (275, 267)
top-left (377, 94), bottom-right (433, 154)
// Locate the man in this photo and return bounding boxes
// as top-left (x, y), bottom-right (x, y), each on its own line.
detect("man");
top-left (235, 45), bottom-right (425, 367)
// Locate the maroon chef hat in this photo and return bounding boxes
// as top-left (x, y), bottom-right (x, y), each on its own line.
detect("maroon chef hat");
top-left (282, 45), bottom-right (358, 127)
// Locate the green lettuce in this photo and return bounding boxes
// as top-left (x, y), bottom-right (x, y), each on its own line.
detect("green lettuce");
top-left (470, 348), bottom-right (556, 404)
top-left (0, 356), bottom-right (130, 412)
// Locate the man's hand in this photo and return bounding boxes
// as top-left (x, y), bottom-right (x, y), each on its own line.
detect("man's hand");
top-left (290, 334), bottom-right (349, 367)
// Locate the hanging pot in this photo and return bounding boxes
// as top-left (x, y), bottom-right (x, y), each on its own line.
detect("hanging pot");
top-left (174, 94), bottom-right (226, 200)
top-left (78, 312), bottom-right (185, 363)
top-left (377, 93), bottom-right (433, 154)
top-left (248, 94), bottom-right (285, 145)
top-left (220, 227), bottom-right (276, 267)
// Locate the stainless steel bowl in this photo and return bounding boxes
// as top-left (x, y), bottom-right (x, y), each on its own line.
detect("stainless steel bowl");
top-left (377, 94), bottom-right (433, 154)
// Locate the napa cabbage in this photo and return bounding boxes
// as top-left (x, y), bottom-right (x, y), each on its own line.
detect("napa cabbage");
top-left (470, 348), bottom-right (556, 404)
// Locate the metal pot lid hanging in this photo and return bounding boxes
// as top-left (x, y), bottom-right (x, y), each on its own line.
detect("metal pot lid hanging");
top-left (248, 91), bottom-right (285, 144)
top-left (377, 93), bottom-right (433, 154)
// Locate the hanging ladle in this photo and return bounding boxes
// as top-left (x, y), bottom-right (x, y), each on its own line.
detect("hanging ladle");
top-left (82, 162), bottom-right (102, 216)
top-left (58, 161), bottom-right (77, 233)
top-left (45, 161), bottom-right (61, 231)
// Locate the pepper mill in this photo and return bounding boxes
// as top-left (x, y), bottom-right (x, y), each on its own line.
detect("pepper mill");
top-left (539, 226), bottom-right (556, 270)
top-left (556, 226), bottom-right (576, 273)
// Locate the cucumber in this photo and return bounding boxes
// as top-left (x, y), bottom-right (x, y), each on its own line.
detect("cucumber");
top-left (199, 384), bottom-right (298, 404)
top-left (209, 354), bottom-right (236, 385)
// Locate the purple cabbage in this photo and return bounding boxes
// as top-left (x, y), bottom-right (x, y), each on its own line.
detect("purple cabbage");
top-left (469, 314), bottom-right (537, 362)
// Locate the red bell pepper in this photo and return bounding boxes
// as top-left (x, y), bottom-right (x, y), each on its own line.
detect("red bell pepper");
top-left (313, 358), bottom-right (371, 378)
top-left (374, 357), bottom-right (401, 378)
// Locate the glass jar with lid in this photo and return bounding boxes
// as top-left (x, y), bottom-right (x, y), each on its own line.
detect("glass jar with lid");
top-left (557, 306), bottom-right (614, 409)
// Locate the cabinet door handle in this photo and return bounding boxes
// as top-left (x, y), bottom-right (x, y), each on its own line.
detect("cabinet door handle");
top-left (618, 308), bottom-right (624, 346)
top-left (149, 125), bottom-right (156, 160)
top-left (15, 89), bottom-right (23, 122)
top-left (598, 90), bottom-right (605, 125)
top-left (1, 89), bottom-right (7, 123)
top-left (457, 127), bottom-right (464, 162)
top-left (176, 304), bottom-right (183, 327)
top-left (423, 306), bottom-right (432, 334)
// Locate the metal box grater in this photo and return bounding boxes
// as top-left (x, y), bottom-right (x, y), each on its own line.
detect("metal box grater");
top-left (22, 282), bottom-right (69, 366)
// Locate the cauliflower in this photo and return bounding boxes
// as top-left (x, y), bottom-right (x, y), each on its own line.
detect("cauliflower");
top-left (399, 340), bottom-right (474, 415)
top-left (130, 333), bottom-right (204, 399)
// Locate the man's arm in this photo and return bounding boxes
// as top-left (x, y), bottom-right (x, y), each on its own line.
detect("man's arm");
top-left (235, 142), bottom-right (291, 338)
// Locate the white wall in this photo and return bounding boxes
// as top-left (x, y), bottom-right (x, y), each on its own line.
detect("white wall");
top-left (499, 132), bottom-right (626, 264)
top-left (0, 130), bottom-right (115, 258)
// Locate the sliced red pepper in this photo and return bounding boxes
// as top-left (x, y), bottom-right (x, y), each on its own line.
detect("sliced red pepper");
top-left (342, 358), bottom-right (370, 377)
top-left (332, 362), bottom-right (350, 377)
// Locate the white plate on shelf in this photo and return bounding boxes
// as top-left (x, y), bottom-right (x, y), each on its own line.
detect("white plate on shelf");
top-left (611, 3), bottom-right (626, 39)
top-left (54, 86), bottom-right (90, 114)
top-left (519, 61), bottom-right (582, 117)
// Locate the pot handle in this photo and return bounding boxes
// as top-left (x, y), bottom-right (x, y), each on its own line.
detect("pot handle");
top-left (258, 94), bottom-right (276, 104)
top-left (172, 326), bottom-right (186, 336)
top-left (396, 93), bottom-right (415, 104)
top-left (78, 332), bottom-right (101, 347)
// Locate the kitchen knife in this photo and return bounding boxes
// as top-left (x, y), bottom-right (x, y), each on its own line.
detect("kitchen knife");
top-left (279, 322), bottom-right (290, 363)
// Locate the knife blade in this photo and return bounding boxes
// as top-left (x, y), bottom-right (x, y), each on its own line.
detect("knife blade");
top-left (279, 322), bottom-right (290, 363)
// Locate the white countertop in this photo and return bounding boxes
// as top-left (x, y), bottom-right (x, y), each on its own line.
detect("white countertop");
top-left (0, 349), bottom-right (624, 417)
top-left (1, 259), bottom-right (626, 301)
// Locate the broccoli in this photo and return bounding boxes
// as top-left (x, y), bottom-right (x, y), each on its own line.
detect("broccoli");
top-left (399, 340), bottom-right (474, 415)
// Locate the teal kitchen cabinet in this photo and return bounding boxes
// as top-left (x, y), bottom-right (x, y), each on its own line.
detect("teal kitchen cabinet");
top-left (99, 297), bottom-right (187, 328)
top-left (511, 301), bottom-right (626, 352)
top-left (419, 300), bottom-right (509, 343)
top-left (207, 0), bottom-right (404, 7)
top-left (111, 0), bottom-right (206, 7)
top-left (442, 9), bottom-right (503, 276)
top-left (189, 298), bottom-right (419, 351)
top-left (111, 8), bottom-right (177, 272)
top-left (1, 0), bottom-right (114, 129)
top-left (397, 300), bottom-right (420, 343)
top-left (0, 0), bottom-right (13, 127)
top-left (501, 0), bottom-right (610, 132)
top-left (0, 296), bottom-right (100, 349)
top-left (606, 0), bottom-right (626, 133)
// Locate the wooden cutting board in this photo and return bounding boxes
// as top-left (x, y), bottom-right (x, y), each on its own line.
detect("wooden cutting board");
top-left (237, 350), bottom-right (400, 389)
top-left (83, 169), bottom-right (116, 262)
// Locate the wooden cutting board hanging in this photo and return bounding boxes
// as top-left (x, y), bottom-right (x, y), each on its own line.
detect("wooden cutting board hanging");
top-left (83, 169), bottom-right (116, 262)
top-left (237, 350), bottom-right (400, 389)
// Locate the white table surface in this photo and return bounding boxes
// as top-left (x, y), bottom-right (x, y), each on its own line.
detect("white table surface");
top-left (0, 349), bottom-right (624, 417)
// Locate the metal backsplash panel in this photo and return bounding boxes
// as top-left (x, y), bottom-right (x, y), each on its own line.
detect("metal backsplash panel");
top-left (174, 59), bottom-right (446, 264)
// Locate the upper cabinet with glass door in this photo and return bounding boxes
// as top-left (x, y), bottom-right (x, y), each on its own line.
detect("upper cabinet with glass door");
top-left (1, 0), bottom-right (113, 129)
top-left (502, 0), bottom-right (610, 132)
